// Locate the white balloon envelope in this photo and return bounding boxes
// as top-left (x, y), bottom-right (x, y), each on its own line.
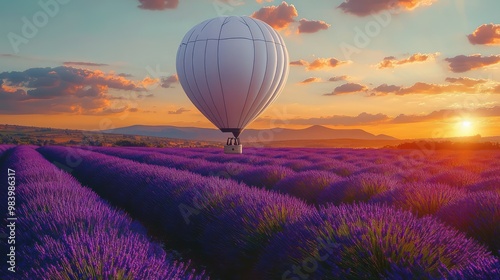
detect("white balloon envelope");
top-left (176, 16), bottom-right (289, 151)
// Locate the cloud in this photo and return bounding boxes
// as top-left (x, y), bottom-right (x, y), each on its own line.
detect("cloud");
top-left (258, 105), bottom-right (500, 126)
top-left (329, 75), bottom-right (350, 82)
top-left (271, 112), bottom-right (391, 126)
top-left (338, 0), bottom-right (436, 16)
top-left (260, 105), bottom-right (500, 127)
top-left (137, 0), bottom-right (178, 10)
top-left (168, 107), bottom-right (190, 115)
top-left (160, 74), bottom-right (179, 88)
top-left (63, 61), bottom-right (109, 67)
top-left (467, 23), bottom-right (500, 45)
top-left (251, 2), bottom-right (328, 34)
top-left (299, 77), bottom-right (321, 84)
top-left (128, 108), bottom-right (140, 112)
top-left (138, 93), bottom-right (155, 98)
top-left (0, 66), bottom-right (154, 114)
top-left (297, 18), bottom-right (330, 33)
top-left (325, 83), bottom-right (367, 96)
top-left (377, 53), bottom-right (438, 69)
top-left (391, 106), bottom-right (500, 124)
top-left (251, 1), bottom-right (298, 30)
top-left (445, 54), bottom-right (500, 73)
top-left (0, 54), bottom-right (22, 58)
top-left (290, 60), bottom-right (308, 66)
top-left (290, 57), bottom-right (348, 70)
top-left (445, 77), bottom-right (487, 87)
top-left (396, 82), bottom-right (464, 95)
top-left (338, 0), bottom-right (437, 17)
top-left (369, 78), bottom-right (498, 96)
top-left (307, 58), bottom-right (348, 70)
top-left (371, 84), bottom-right (402, 96)
top-left (489, 84), bottom-right (500, 94)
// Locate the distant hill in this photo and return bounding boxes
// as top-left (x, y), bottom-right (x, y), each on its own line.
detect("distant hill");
top-left (0, 124), bottom-right (218, 147)
top-left (246, 138), bottom-right (405, 148)
top-left (3, 124), bottom-right (498, 149)
top-left (103, 125), bottom-right (398, 142)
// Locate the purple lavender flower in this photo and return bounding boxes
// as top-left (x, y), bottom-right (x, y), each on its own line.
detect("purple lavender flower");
top-left (273, 170), bottom-right (343, 204)
top-left (437, 191), bottom-right (500, 255)
top-left (253, 203), bottom-right (497, 279)
top-left (235, 165), bottom-right (295, 189)
top-left (427, 169), bottom-right (480, 188)
top-left (2, 146), bottom-right (206, 279)
top-left (371, 182), bottom-right (467, 217)
top-left (319, 172), bottom-right (398, 205)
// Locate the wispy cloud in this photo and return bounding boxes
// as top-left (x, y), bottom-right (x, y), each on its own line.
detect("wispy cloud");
top-left (371, 84), bottom-right (402, 96)
top-left (63, 61), bottom-right (109, 67)
top-left (338, 0), bottom-right (436, 17)
top-left (377, 53), bottom-right (438, 69)
top-left (370, 77), bottom-right (496, 96)
top-left (168, 107), bottom-right (190, 115)
top-left (290, 57), bottom-right (348, 70)
top-left (308, 58), bottom-right (347, 70)
top-left (391, 106), bottom-right (500, 123)
top-left (299, 77), bottom-right (321, 84)
top-left (258, 106), bottom-right (500, 126)
top-left (445, 77), bottom-right (487, 86)
top-left (324, 83), bottom-right (368, 96)
top-left (290, 60), bottom-right (308, 66)
top-left (329, 75), bottom-right (350, 82)
top-left (445, 54), bottom-right (500, 73)
top-left (137, 0), bottom-right (178, 10)
top-left (267, 112), bottom-right (391, 126)
top-left (161, 74), bottom-right (179, 88)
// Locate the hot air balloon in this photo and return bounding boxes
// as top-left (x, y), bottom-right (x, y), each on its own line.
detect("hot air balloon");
top-left (176, 16), bottom-right (289, 154)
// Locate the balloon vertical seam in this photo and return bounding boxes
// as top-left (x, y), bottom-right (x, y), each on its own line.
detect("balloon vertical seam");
top-left (236, 16), bottom-right (257, 129)
top-left (191, 19), bottom-right (225, 128)
top-left (216, 17), bottom-right (231, 128)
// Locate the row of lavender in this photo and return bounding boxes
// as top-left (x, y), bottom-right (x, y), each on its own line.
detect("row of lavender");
top-left (0, 146), bottom-right (206, 279)
top-left (86, 146), bottom-right (500, 257)
top-left (128, 146), bottom-right (500, 176)
top-left (39, 146), bottom-right (499, 279)
top-left (114, 146), bottom-right (499, 190)
top-left (0, 144), bottom-right (14, 157)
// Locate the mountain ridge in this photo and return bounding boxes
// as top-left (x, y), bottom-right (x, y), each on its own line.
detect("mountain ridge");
top-left (103, 125), bottom-right (399, 142)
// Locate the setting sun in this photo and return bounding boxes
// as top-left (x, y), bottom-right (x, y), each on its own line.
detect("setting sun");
top-left (462, 120), bottom-right (472, 128)
top-left (458, 119), bottom-right (474, 136)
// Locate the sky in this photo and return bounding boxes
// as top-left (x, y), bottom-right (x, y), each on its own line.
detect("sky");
top-left (0, 0), bottom-right (499, 139)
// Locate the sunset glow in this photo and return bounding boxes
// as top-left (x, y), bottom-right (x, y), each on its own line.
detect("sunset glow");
top-left (0, 1), bottom-right (499, 139)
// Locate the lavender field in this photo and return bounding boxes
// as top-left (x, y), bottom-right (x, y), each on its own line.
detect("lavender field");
top-left (1, 145), bottom-right (500, 279)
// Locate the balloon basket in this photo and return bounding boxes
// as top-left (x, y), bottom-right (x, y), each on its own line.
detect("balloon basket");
top-left (224, 144), bottom-right (243, 154)
top-left (224, 137), bottom-right (242, 154)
